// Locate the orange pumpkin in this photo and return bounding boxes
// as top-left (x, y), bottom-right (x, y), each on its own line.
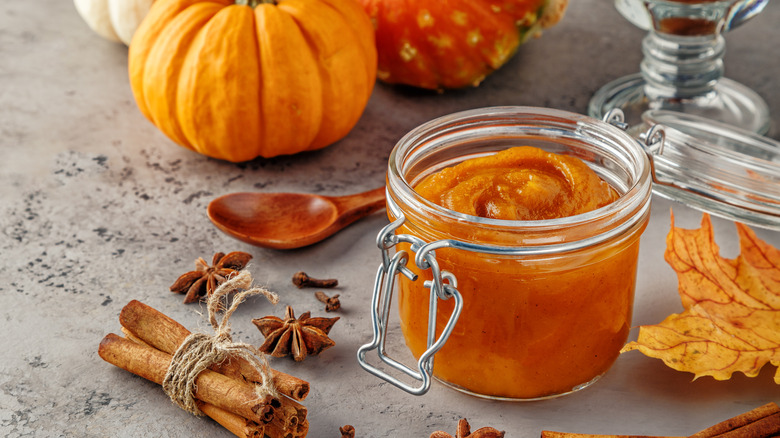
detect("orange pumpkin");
top-left (129, 0), bottom-right (377, 162)
top-left (358, 0), bottom-right (567, 90)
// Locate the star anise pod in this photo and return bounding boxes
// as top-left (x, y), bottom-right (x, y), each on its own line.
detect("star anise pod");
top-left (169, 251), bottom-right (252, 303)
top-left (252, 306), bottom-right (339, 362)
top-left (430, 419), bottom-right (505, 438)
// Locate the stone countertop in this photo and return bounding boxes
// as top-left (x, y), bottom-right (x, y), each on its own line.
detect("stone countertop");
top-left (1, 1), bottom-right (779, 437)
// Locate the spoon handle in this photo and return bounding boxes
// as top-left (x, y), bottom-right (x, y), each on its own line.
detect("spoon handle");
top-left (332, 186), bottom-right (386, 218)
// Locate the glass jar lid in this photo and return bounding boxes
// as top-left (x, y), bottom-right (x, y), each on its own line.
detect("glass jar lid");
top-left (638, 110), bottom-right (780, 230)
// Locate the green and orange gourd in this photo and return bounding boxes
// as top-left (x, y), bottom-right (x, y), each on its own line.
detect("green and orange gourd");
top-left (358, 0), bottom-right (568, 90)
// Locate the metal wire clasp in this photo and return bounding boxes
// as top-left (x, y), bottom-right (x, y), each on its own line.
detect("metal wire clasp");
top-left (602, 109), bottom-right (669, 188)
top-left (602, 108), bottom-right (717, 201)
top-left (356, 211), bottom-right (463, 396)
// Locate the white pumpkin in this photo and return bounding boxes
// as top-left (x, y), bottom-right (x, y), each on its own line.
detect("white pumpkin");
top-left (74, 0), bottom-right (153, 46)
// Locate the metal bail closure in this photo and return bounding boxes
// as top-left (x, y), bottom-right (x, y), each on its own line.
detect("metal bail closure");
top-left (603, 108), bottom-right (629, 130)
top-left (357, 213), bottom-right (464, 396)
top-left (602, 108), bottom-right (671, 186)
top-left (601, 109), bottom-right (678, 210)
top-left (602, 108), bottom-right (690, 204)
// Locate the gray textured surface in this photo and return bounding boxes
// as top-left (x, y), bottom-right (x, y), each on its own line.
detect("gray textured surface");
top-left (1, 1), bottom-right (779, 437)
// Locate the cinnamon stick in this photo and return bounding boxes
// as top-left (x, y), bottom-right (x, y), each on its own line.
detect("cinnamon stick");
top-left (541, 433), bottom-right (681, 438)
top-left (98, 333), bottom-right (276, 425)
top-left (690, 403), bottom-right (780, 438)
top-left (119, 330), bottom-right (267, 438)
top-left (541, 403), bottom-right (780, 438)
top-left (197, 401), bottom-right (266, 438)
top-left (120, 326), bottom-right (148, 346)
top-left (299, 419), bottom-right (310, 438)
top-left (709, 413), bottom-right (780, 438)
top-left (268, 397), bottom-right (307, 433)
top-left (119, 299), bottom-right (309, 401)
top-left (265, 419), bottom-right (310, 438)
top-left (118, 300), bottom-right (306, 435)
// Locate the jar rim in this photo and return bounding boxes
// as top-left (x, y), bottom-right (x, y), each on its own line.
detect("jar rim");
top-left (387, 106), bottom-right (653, 245)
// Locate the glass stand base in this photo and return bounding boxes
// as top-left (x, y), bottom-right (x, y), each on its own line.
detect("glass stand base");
top-left (588, 73), bottom-right (771, 135)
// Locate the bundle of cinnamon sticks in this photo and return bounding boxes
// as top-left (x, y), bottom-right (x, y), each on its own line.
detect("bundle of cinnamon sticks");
top-left (541, 402), bottom-right (780, 438)
top-left (98, 300), bottom-right (309, 438)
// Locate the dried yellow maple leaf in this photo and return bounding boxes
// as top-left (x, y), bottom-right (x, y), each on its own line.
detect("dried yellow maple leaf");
top-left (621, 211), bottom-right (780, 383)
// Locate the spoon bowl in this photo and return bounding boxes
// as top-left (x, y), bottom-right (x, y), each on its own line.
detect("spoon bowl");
top-left (207, 187), bottom-right (386, 249)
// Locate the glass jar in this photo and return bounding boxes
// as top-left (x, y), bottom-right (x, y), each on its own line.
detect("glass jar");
top-left (358, 106), bottom-right (653, 400)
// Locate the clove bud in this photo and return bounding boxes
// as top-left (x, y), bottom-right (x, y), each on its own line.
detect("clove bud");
top-left (292, 271), bottom-right (338, 289)
top-left (315, 291), bottom-right (341, 312)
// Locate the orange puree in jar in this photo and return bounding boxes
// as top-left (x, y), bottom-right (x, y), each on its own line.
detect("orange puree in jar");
top-left (414, 146), bottom-right (619, 220)
top-left (395, 146), bottom-right (642, 399)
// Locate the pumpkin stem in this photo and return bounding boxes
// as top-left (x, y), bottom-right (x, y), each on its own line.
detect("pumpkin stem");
top-left (235, 0), bottom-right (276, 6)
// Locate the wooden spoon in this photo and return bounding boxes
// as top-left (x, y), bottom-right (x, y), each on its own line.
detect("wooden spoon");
top-left (207, 187), bottom-right (386, 250)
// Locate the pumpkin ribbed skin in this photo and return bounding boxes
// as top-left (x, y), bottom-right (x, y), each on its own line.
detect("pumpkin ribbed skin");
top-left (129, 0), bottom-right (377, 162)
top-left (359, 0), bottom-right (560, 90)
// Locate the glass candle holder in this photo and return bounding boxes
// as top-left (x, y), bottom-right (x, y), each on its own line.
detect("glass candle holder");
top-left (589, 0), bottom-right (770, 134)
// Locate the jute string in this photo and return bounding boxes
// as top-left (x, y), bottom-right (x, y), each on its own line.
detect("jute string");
top-left (162, 270), bottom-right (280, 416)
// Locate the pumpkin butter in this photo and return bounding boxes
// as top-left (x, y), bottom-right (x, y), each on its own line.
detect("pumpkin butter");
top-left (414, 146), bottom-right (619, 220)
top-left (395, 146), bottom-right (643, 399)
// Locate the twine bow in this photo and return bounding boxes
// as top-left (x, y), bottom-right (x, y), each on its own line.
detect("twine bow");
top-left (162, 270), bottom-right (279, 416)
